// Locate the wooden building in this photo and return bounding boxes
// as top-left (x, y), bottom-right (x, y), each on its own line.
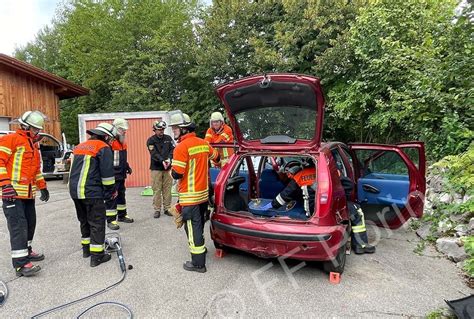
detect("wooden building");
top-left (0, 54), bottom-right (89, 138)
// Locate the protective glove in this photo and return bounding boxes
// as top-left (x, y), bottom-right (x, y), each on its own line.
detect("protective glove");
top-left (126, 166), bottom-right (133, 175)
top-left (170, 203), bottom-right (183, 229)
top-left (39, 188), bottom-right (50, 202)
top-left (2, 184), bottom-right (17, 201)
top-left (261, 202), bottom-right (273, 210)
top-left (111, 190), bottom-right (118, 200)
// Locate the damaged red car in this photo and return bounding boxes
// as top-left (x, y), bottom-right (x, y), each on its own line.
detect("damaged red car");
top-left (210, 74), bottom-right (426, 273)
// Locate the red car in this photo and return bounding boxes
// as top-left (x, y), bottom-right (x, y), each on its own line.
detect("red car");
top-left (210, 74), bottom-right (426, 273)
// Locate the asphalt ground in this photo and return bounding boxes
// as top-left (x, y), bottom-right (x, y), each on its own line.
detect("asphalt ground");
top-left (0, 180), bottom-right (471, 318)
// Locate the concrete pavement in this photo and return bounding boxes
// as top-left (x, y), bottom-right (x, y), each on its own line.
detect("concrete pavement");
top-left (0, 181), bottom-right (471, 318)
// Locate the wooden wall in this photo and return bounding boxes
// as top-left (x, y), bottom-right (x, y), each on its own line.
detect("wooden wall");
top-left (0, 65), bottom-right (61, 138)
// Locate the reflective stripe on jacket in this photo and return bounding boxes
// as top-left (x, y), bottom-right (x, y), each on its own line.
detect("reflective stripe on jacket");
top-left (69, 139), bottom-right (115, 199)
top-left (204, 124), bottom-right (234, 164)
top-left (111, 140), bottom-right (129, 180)
top-left (273, 167), bottom-right (316, 214)
top-left (0, 130), bottom-right (46, 199)
top-left (172, 133), bottom-right (218, 206)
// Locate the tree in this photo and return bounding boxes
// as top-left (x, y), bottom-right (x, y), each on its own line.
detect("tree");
top-left (315, 0), bottom-right (473, 159)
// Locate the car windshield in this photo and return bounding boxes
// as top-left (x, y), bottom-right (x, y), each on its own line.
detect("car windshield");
top-left (235, 106), bottom-right (316, 140)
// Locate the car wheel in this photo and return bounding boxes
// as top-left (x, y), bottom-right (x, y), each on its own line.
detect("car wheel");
top-left (323, 242), bottom-right (347, 274)
top-left (213, 240), bottom-right (225, 250)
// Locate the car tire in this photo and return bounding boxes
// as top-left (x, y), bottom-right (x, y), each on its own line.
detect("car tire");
top-left (213, 240), bottom-right (225, 250)
top-left (323, 243), bottom-right (346, 274)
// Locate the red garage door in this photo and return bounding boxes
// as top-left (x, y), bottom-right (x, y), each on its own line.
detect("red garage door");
top-left (84, 117), bottom-right (164, 187)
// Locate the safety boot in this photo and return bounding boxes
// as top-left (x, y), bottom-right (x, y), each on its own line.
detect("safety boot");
top-left (82, 246), bottom-right (91, 258)
top-left (107, 220), bottom-right (120, 230)
top-left (183, 261), bottom-right (207, 273)
top-left (90, 253), bottom-right (112, 267)
top-left (163, 210), bottom-right (172, 217)
top-left (353, 245), bottom-right (376, 254)
top-left (16, 262), bottom-right (41, 277)
top-left (154, 211), bottom-right (161, 218)
top-left (28, 250), bottom-right (45, 262)
top-left (118, 215), bottom-right (134, 223)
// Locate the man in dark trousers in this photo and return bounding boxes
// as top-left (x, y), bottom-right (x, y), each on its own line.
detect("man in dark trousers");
top-left (0, 111), bottom-right (50, 277)
top-left (170, 111), bottom-right (219, 273)
top-left (69, 123), bottom-right (117, 267)
top-left (106, 118), bottom-right (134, 230)
top-left (147, 120), bottom-right (174, 218)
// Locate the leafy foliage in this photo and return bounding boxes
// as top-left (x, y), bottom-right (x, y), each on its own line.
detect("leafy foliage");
top-left (13, 0), bottom-right (473, 163)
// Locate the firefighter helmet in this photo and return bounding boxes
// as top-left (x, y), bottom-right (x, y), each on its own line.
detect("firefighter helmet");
top-left (18, 111), bottom-right (45, 130)
top-left (169, 112), bottom-right (192, 128)
top-left (153, 121), bottom-right (167, 130)
top-left (87, 122), bottom-right (117, 138)
top-left (283, 160), bottom-right (303, 175)
top-left (210, 112), bottom-right (225, 122)
top-left (113, 118), bottom-right (129, 130)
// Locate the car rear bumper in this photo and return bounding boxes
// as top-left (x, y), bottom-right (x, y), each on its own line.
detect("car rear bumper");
top-left (211, 216), bottom-right (348, 261)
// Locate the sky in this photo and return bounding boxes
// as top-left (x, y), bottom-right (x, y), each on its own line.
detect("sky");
top-left (0, 0), bottom-right (214, 56)
top-left (0, 0), bottom-right (61, 55)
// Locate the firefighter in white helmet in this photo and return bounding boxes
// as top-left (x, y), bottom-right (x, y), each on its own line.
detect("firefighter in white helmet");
top-left (204, 111), bottom-right (234, 167)
top-left (170, 111), bottom-right (220, 273)
top-left (69, 123), bottom-right (117, 267)
top-left (0, 111), bottom-right (49, 277)
top-left (105, 118), bottom-right (134, 230)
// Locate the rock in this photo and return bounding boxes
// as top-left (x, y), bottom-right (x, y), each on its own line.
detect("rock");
top-left (416, 223), bottom-right (433, 240)
top-left (449, 214), bottom-right (464, 224)
top-left (439, 193), bottom-right (452, 204)
top-left (454, 224), bottom-right (468, 237)
top-left (463, 194), bottom-right (471, 203)
top-left (456, 260), bottom-right (465, 269)
top-left (438, 219), bottom-right (453, 233)
top-left (436, 237), bottom-right (468, 262)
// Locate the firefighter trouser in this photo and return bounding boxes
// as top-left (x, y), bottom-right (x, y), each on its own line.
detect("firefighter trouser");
top-left (182, 203), bottom-right (207, 267)
top-left (348, 202), bottom-right (369, 248)
top-left (151, 170), bottom-right (172, 212)
top-left (106, 179), bottom-right (127, 223)
top-left (73, 199), bottom-right (106, 256)
top-left (2, 199), bottom-right (37, 268)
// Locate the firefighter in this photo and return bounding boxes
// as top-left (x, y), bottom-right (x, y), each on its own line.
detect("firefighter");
top-left (147, 120), bottom-right (174, 218)
top-left (204, 111), bottom-right (234, 167)
top-left (170, 111), bottom-right (219, 273)
top-left (340, 176), bottom-right (376, 254)
top-left (69, 123), bottom-right (117, 267)
top-left (0, 111), bottom-right (49, 277)
top-left (264, 160), bottom-right (316, 217)
top-left (106, 118), bottom-right (134, 230)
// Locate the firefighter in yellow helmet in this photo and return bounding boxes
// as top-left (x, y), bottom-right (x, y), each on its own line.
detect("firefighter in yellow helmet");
top-left (204, 111), bottom-right (234, 167)
top-left (170, 111), bottom-right (219, 273)
top-left (0, 111), bottom-right (49, 277)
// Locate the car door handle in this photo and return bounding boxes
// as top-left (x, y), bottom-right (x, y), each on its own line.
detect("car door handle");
top-left (362, 184), bottom-right (380, 194)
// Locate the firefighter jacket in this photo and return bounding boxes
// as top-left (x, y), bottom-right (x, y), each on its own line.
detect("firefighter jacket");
top-left (147, 134), bottom-right (174, 171)
top-left (171, 132), bottom-right (219, 206)
top-left (69, 138), bottom-right (115, 200)
top-left (111, 140), bottom-right (130, 180)
top-left (204, 124), bottom-right (234, 164)
top-left (0, 130), bottom-right (46, 199)
top-left (272, 167), bottom-right (316, 215)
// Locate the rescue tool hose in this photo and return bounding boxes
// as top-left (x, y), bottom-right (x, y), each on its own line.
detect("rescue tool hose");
top-left (0, 280), bottom-right (8, 307)
top-left (30, 238), bottom-right (132, 318)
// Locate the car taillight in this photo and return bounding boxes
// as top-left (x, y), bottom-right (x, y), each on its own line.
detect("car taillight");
top-left (319, 180), bottom-right (329, 204)
top-left (316, 153), bottom-right (332, 216)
